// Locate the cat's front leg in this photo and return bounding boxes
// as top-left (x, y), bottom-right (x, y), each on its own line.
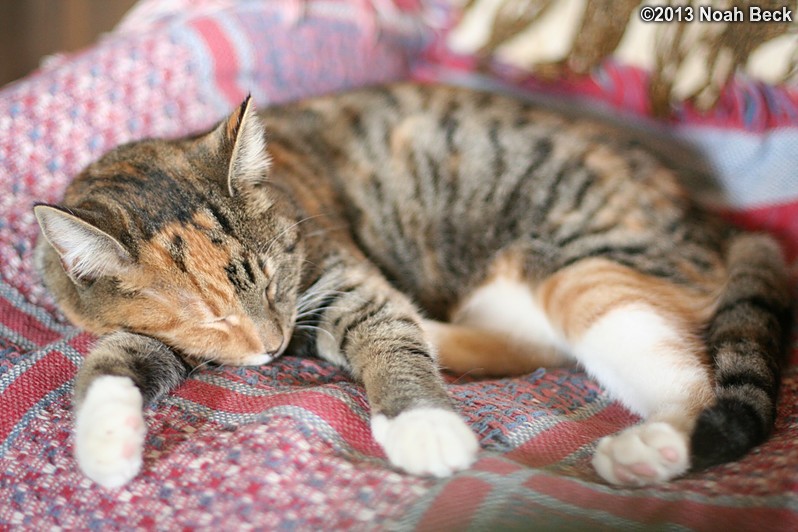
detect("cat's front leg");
top-left (301, 267), bottom-right (479, 476)
top-left (73, 332), bottom-right (188, 488)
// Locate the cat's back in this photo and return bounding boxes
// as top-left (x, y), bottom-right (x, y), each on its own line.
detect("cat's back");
top-left (261, 84), bottom-right (725, 314)
top-left (264, 83), bottom-right (693, 245)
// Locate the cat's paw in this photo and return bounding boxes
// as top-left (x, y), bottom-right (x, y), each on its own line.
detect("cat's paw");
top-left (75, 376), bottom-right (146, 488)
top-left (371, 407), bottom-right (479, 477)
top-left (592, 422), bottom-right (689, 486)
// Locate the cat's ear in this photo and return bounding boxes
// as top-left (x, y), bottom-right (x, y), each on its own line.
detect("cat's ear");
top-left (214, 95), bottom-right (270, 196)
top-left (34, 204), bottom-right (133, 282)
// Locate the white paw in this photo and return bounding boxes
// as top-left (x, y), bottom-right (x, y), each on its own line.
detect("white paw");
top-left (371, 407), bottom-right (479, 477)
top-left (592, 422), bottom-right (690, 486)
top-left (75, 376), bottom-right (146, 488)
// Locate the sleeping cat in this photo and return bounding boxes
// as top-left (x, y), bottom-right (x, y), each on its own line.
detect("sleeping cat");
top-left (34, 83), bottom-right (791, 489)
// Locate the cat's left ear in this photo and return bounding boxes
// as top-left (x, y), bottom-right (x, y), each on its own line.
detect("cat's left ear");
top-left (33, 204), bottom-right (134, 283)
top-left (213, 95), bottom-right (271, 197)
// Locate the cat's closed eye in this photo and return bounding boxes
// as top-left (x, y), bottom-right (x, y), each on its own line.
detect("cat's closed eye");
top-left (264, 279), bottom-right (277, 302)
top-left (206, 315), bottom-right (239, 326)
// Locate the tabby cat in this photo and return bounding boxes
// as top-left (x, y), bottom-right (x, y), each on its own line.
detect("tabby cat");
top-left (34, 83), bottom-right (791, 489)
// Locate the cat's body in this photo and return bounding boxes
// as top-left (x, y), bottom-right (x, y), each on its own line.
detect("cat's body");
top-left (34, 83), bottom-right (791, 489)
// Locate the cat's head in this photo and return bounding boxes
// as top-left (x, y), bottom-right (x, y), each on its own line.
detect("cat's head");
top-left (34, 97), bottom-right (305, 366)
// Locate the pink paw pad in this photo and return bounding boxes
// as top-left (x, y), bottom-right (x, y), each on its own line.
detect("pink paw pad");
top-left (121, 441), bottom-right (138, 460)
top-left (125, 415), bottom-right (143, 429)
top-left (613, 464), bottom-right (635, 483)
top-left (630, 462), bottom-right (657, 478)
top-left (593, 422), bottom-right (689, 485)
top-left (659, 447), bottom-right (680, 463)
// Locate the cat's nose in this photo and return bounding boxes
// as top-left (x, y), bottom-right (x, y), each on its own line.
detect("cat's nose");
top-left (243, 336), bottom-right (287, 366)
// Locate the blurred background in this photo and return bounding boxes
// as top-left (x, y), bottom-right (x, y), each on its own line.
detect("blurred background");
top-left (0, 0), bottom-right (136, 87)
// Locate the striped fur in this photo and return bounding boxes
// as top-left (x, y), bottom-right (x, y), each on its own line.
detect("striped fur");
top-left (691, 235), bottom-right (791, 469)
top-left (34, 83), bottom-right (791, 487)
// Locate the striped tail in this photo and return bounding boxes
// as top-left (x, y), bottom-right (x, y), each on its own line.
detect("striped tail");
top-left (690, 234), bottom-right (793, 470)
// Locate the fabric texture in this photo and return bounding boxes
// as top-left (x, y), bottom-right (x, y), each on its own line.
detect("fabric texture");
top-left (0, 1), bottom-right (796, 529)
top-left (445, 0), bottom-right (798, 115)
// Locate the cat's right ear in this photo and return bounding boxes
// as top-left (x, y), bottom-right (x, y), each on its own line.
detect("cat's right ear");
top-left (208, 95), bottom-right (271, 197)
top-left (34, 204), bottom-right (133, 282)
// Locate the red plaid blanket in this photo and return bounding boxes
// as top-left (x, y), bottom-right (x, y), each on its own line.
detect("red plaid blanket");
top-left (1, 1), bottom-right (796, 529)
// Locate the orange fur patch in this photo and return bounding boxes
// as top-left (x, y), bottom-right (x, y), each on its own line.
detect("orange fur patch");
top-left (443, 251), bottom-right (723, 377)
top-left (105, 218), bottom-right (270, 363)
top-left (538, 258), bottom-right (720, 345)
top-left (426, 320), bottom-right (570, 377)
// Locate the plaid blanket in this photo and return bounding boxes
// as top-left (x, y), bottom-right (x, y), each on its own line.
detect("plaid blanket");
top-left (1, 1), bottom-right (796, 529)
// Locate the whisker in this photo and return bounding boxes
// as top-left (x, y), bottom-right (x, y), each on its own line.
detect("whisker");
top-left (297, 289), bottom-right (360, 309)
top-left (295, 324), bottom-right (337, 344)
top-left (188, 358), bottom-right (216, 377)
top-left (263, 213), bottom-right (330, 255)
top-left (295, 304), bottom-right (348, 320)
top-left (303, 225), bottom-right (349, 239)
top-left (296, 292), bottom-right (342, 312)
top-left (449, 367), bottom-right (484, 384)
top-left (297, 284), bottom-right (368, 311)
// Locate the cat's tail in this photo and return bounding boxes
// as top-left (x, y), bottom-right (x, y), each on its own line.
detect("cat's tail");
top-left (690, 234), bottom-right (793, 470)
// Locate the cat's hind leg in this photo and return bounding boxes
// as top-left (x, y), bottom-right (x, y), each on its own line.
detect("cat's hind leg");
top-left (426, 250), bottom-right (574, 378)
top-left (74, 332), bottom-right (188, 488)
top-left (541, 258), bottom-right (717, 485)
top-left (423, 320), bottom-right (570, 377)
top-left (578, 304), bottom-right (713, 485)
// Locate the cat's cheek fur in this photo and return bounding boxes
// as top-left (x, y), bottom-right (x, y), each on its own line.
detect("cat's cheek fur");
top-left (74, 376), bottom-right (146, 488)
top-left (371, 408), bottom-right (479, 477)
